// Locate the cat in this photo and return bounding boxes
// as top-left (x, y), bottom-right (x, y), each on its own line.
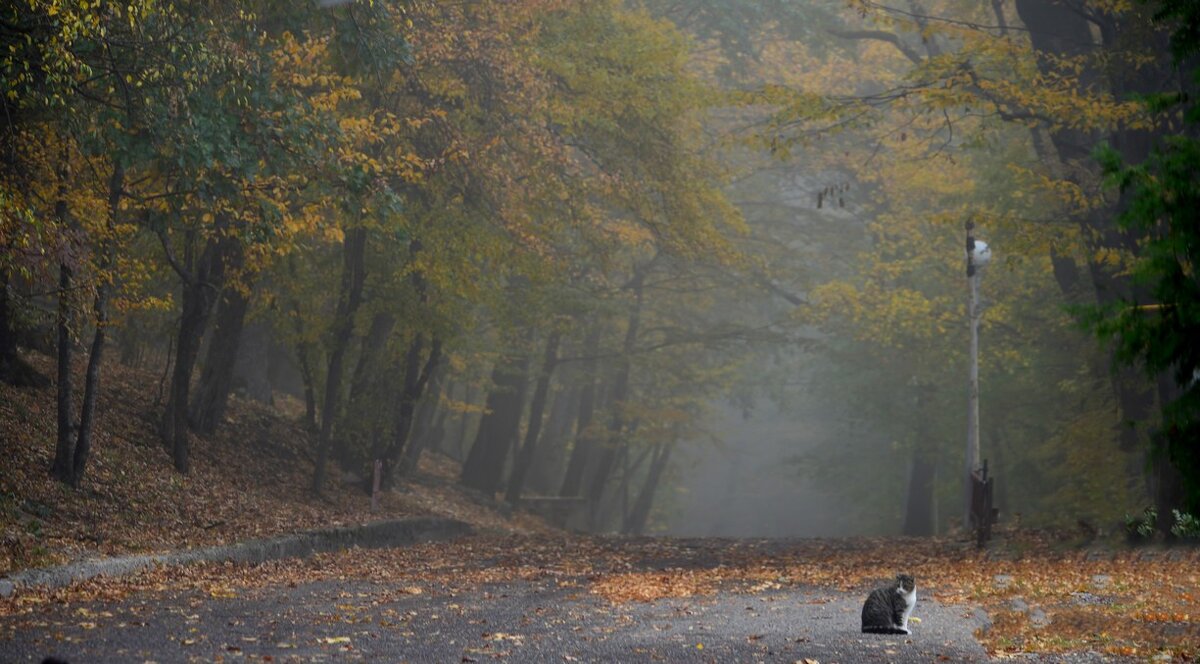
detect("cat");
top-left (861, 573), bottom-right (916, 635)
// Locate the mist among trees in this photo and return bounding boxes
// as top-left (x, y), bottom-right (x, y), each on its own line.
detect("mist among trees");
top-left (3, 0), bottom-right (1198, 542)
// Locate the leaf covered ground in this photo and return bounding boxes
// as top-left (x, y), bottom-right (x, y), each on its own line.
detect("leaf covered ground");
top-left (3, 533), bottom-right (1197, 660)
top-left (1, 351), bottom-right (1198, 660)
top-left (0, 351), bottom-right (550, 575)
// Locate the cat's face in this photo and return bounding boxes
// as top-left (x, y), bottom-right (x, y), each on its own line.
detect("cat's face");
top-left (895, 573), bottom-right (915, 593)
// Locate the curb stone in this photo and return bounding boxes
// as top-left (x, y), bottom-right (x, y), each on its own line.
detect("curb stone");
top-left (0, 516), bottom-right (471, 592)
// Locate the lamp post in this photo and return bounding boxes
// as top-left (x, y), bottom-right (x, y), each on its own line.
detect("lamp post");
top-left (964, 219), bottom-right (991, 530)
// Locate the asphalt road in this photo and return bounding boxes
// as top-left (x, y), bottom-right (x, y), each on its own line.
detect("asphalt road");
top-left (1, 539), bottom-right (994, 663)
top-left (0, 580), bottom-right (990, 663)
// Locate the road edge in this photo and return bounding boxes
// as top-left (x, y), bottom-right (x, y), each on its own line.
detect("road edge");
top-left (0, 516), bottom-right (472, 595)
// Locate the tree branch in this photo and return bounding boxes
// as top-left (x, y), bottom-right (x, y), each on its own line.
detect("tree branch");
top-left (154, 226), bottom-right (195, 285)
top-left (828, 28), bottom-right (924, 65)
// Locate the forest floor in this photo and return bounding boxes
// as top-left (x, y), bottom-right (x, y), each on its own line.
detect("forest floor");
top-left (0, 350), bottom-right (552, 575)
top-left (2, 351), bottom-right (1199, 661)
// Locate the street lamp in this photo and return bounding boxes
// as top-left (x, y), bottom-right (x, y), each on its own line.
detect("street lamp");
top-left (964, 220), bottom-right (990, 530)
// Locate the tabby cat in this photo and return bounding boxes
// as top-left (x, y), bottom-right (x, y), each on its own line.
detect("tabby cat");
top-left (860, 573), bottom-right (916, 635)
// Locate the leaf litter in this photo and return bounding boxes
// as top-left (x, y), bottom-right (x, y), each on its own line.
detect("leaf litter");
top-left (3, 532), bottom-right (1197, 660)
top-left (1, 353), bottom-right (1198, 660)
top-left (0, 351), bottom-right (552, 575)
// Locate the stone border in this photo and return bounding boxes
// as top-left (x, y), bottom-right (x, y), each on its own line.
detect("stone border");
top-left (0, 516), bottom-right (471, 596)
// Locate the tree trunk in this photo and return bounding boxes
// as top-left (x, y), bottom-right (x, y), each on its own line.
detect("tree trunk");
top-left (291, 303), bottom-right (319, 430)
top-left (398, 361), bottom-right (446, 477)
top-left (72, 279), bottom-right (110, 485)
top-left (189, 248), bottom-right (249, 436)
top-left (349, 312), bottom-right (396, 401)
top-left (586, 269), bottom-right (645, 526)
top-left (49, 161), bottom-right (121, 486)
top-left (903, 385), bottom-right (937, 536)
top-left (162, 232), bottom-right (230, 474)
top-left (559, 325), bottom-right (603, 497)
top-left (427, 399), bottom-right (451, 458)
top-left (50, 161), bottom-right (75, 483)
top-left (1015, 0), bottom-right (1177, 524)
top-left (452, 382), bottom-right (479, 461)
top-left (51, 259), bottom-right (75, 483)
top-left (529, 383), bottom-right (578, 495)
top-left (460, 351), bottom-right (531, 496)
top-left (70, 163), bottom-right (122, 485)
top-left (234, 318), bottom-right (273, 404)
top-left (1153, 374), bottom-right (1187, 537)
top-left (903, 451), bottom-right (937, 536)
top-left (378, 335), bottom-right (442, 488)
top-left (0, 268), bottom-right (17, 380)
top-left (0, 267), bottom-right (45, 387)
top-left (624, 441), bottom-right (674, 535)
top-left (505, 331), bottom-right (562, 505)
top-left (311, 225), bottom-right (367, 494)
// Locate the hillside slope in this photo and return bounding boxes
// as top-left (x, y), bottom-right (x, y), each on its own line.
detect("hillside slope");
top-left (0, 351), bottom-right (551, 574)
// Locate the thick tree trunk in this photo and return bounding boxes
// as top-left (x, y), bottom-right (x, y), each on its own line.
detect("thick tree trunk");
top-left (559, 326), bottom-right (603, 497)
top-left (189, 248), bottom-right (249, 436)
top-left (349, 312), bottom-right (396, 401)
top-left (505, 331), bottom-right (562, 505)
top-left (164, 278), bottom-right (208, 472)
top-left (162, 232), bottom-right (230, 474)
top-left (624, 441), bottom-right (674, 535)
top-left (460, 352), bottom-right (531, 495)
top-left (312, 226), bottom-right (367, 494)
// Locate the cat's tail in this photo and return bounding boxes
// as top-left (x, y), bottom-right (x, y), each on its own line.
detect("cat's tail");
top-left (861, 626), bottom-right (909, 635)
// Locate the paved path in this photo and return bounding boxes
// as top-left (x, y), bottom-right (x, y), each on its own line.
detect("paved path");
top-left (0, 537), bottom-right (992, 663)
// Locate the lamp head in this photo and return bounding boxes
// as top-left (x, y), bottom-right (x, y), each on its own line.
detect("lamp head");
top-left (969, 239), bottom-right (992, 268)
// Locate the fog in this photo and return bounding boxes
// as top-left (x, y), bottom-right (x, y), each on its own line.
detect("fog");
top-left (3, 0), bottom-right (1183, 541)
top-left (666, 400), bottom-right (874, 538)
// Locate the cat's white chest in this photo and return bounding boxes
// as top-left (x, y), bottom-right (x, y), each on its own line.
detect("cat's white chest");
top-left (898, 587), bottom-right (916, 629)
